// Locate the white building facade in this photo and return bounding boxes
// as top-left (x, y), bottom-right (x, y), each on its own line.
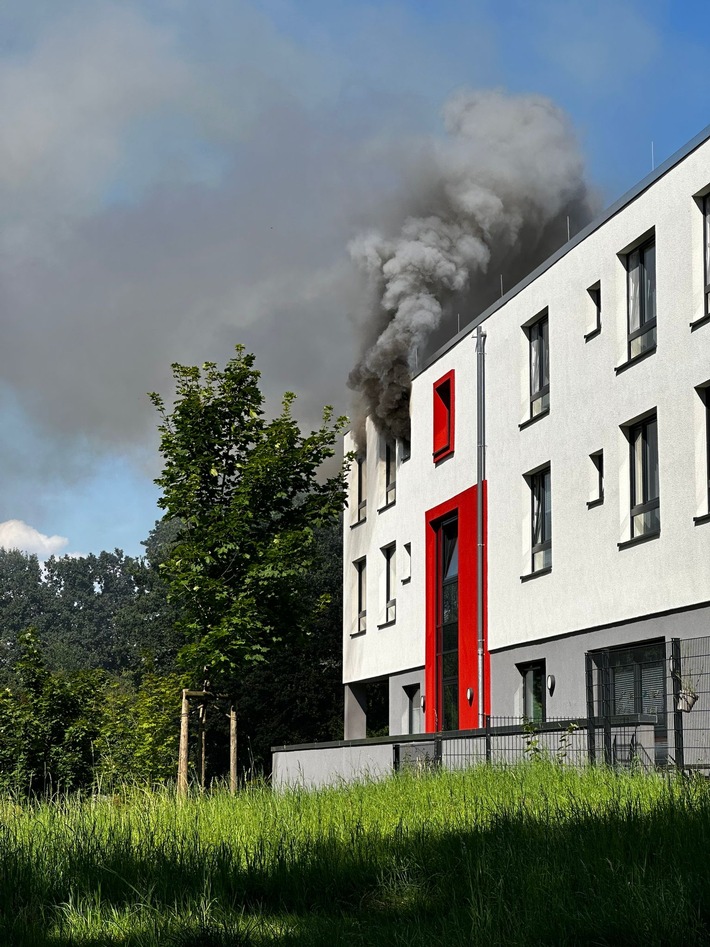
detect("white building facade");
top-left (343, 126), bottom-right (710, 762)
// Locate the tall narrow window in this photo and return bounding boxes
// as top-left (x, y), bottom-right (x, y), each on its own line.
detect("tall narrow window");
top-left (700, 387), bottom-right (710, 513)
top-left (585, 282), bottom-right (601, 339)
top-left (400, 436), bottom-right (411, 462)
top-left (528, 313), bottom-right (549, 417)
top-left (356, 455), bottom-right (367, 523)
top-left (629, 415), bottom-right (659, 538)
top-left (402, 542), bottom-right (411, 583)
top-left (437, 518), bottom-right (459, 730)
top-left (355, 558), bottom-right (367, 633)
top-left (588, 450), bottom-right (604, 507)
top-left (530, 467), bottom-right (552, 572)
top-left (627, 237), bottom-right (656, 359)
top-left (384, 440), bottom-right (396, 506)
top-left (405, 684), bottom-right (422, 734)
top-left (704, 195), bottom-right (710, 317)
top-left (519, 661), bottom-right (545, 723)
top-left (433, 371), bottom-right (455, 461)
top-left (382, 544), bottom-right (396, 624)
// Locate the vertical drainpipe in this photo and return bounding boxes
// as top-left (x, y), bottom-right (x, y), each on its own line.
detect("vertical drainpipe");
top-left (476, 325), bottom-right (487, 727)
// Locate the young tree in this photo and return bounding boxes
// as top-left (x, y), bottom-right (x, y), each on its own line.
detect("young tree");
top-left (149, 347), bottom-right (348, 700)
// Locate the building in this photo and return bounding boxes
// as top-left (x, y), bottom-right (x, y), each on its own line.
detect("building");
top-left (342, 124), bottom-right (710, 767)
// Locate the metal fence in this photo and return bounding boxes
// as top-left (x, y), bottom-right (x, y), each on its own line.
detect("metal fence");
top-left (393, 714), bottom-right (658, 774)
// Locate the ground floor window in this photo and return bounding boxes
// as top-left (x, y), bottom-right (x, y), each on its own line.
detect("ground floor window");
top-left (518, 660), bottom-right (545, 722)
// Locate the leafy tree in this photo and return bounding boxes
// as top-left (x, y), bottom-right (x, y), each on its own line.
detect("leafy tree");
top-left (0, 550), bottom-right (47, 682)
top-left (149, 346), bottom-right (349, 698)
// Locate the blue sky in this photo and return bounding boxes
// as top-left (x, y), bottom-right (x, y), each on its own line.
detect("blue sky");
top-left (0, 0), bottom-right (709, 558)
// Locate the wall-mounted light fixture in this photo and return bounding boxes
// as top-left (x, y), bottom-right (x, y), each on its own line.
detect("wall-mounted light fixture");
top-left (466, 687), bottom-right (474, 704)
top-left (547, 674), bottom-right (556, 696)
top-left (420, 694), bottom-right (426, 712)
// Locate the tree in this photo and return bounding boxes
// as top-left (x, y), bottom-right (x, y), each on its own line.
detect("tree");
top-left (149, 346), bottom-right (348, 698)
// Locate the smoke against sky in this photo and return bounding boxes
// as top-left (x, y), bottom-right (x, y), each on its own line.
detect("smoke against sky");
top-left (0, 0), bottom-right (708, 555)
top-left (348, 90), bottom-right (597, 444)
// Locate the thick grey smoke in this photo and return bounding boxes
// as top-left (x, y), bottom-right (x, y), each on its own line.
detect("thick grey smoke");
top-left (348, 89), bottom-right (597, 444)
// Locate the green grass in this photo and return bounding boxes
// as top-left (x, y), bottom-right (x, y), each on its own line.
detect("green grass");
top-left (2, 763), bottom-right (710, 945)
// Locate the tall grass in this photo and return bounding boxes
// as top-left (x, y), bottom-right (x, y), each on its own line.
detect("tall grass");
top-left (1, 764), bottom-right (710, 945)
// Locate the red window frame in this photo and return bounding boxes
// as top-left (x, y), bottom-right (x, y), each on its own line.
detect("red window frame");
top-left (433, 370), bottom-right (455, 462)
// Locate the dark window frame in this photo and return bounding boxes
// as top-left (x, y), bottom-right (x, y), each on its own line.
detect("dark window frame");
top-left (527, 312), bottom-right (549, 418)
top-left (433, 370), bottom-right (455, 462)
top-left (356, 455), bottom-right (367, 523)
top-left (355, 557), bottom-right (367, 633)
top-left (704, 194), bottom-right (710, 317)
top-left (518, 660), bottom-right (546, 723)
top-left (626, 236), bottom-right (657, 360)
top-left (588, 450), bottom-right (604, 508)
top-left (529, 466), bottom-right (552, 572)
top-left (629, 414), bottom-right (660, 540)
top-left (382, 543), bottom-right (396, 624)
top-left (384, 440), bottom-right (396, 506)
top-left (585, 282), bottom-right (602, 340)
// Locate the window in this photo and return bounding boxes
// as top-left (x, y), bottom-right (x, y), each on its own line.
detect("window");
top-left (629, 414), bottom-right (659, 539)
top-left (519, 661), bottom-right (545, 723)
top-left (600, 642), bottom-right (665, 720)
top-left (530, 466), bottom-right (551, 572)
top-left (588, 450), bottom-right (604, 508)
top-left (433, 371), bottom-right (455, 461)
top-left (400, 436), bottom-right (411, 462)
top-left (404, 684), bottom-right (422, 734)
top-left (382, 544), bottom-right (396, 624)
top-left (384, 440), bottom-right (396, 506)
top-left (699, 386), bottom-right (710, 515)
top-left (356, 455), bottom-right (367, 523)
top-left (705, 195), bottom-right (710, 317)
top-left (437, 517), bottom-right (459, 730)
top-left (401, 542), bottom-right (411, 583)
top-left (528, 312), bottom-right (549, 418)
top-left (627, 237), bottom-right (656, 359)
top-left (585, 282), bottom-right (601, 339)
top-left (354, 558), bottom-right (367, 633)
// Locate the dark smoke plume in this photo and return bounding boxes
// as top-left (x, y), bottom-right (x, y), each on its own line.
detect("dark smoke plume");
top-left (348, 89), bottom-right (597, 446)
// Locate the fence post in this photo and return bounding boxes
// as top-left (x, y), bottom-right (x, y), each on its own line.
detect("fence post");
top-left (178, 688), bottom-right (189, 797)
top-left (585, 653), bottom-right (596, 764)
top-left (671, 638), bottom-right (685, 772)
top-left (485, 714), bottom-right (491, 763)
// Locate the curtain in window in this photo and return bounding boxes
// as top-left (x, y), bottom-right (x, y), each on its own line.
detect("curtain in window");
top-left (642, 242), bottom-right (656, 325)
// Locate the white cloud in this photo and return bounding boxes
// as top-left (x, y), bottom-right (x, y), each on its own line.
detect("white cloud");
top-left (0, 519), bottom-right (69, 557)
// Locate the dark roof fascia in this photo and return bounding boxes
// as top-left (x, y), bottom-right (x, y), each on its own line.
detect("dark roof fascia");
top-left (416, 122), bottom-right (710, 379)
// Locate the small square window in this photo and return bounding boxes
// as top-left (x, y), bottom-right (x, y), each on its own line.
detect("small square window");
top-left (527, 312), bottom-right (549, 418)
top-left (433, 371), bottom-right (455, 461)
top-left (626, 237), bottom-right (656, 359)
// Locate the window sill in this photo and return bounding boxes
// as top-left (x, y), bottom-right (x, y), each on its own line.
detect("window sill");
top-left (433, 448), bottom-right (454, 464)
top-left (618, 529), bottom-right (660, 550)
top-left (377, 620), bottom-right (396, 630)
top-left (586, 496), bottom-right (604, 510)
top-left (520, 566), bottom-right (552, 583)
top-left (614, 346), bottom-right (656, 375)
top-left (400, 576), bottom-right (411, 585)
top-left (349, 518), bottom-right (367, 529)
top-left (584, 325), bottom-right (602, 342)
top-left (519, 407), bottom-right (549, 431)
top-left (350, 629), bottom-right (366, 638)
top-left (694, 512), bottom-right (710, 526)
top-left (377, 501), bottom-right (396, 514)
top-left (690, 313), bottom-right (710, 332)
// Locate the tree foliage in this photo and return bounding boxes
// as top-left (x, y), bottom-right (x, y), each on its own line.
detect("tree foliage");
top-left (150, 346), bottom-right (348, 691)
